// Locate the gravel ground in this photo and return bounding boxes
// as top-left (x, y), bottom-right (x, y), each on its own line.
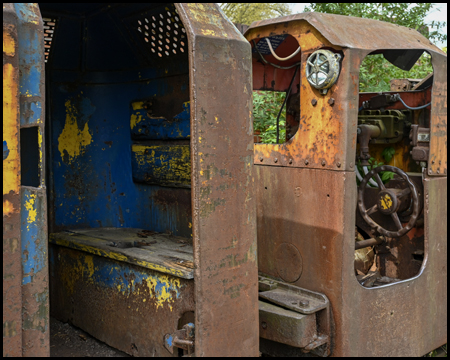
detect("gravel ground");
top-left (50, 317), bottom-right (129, 357)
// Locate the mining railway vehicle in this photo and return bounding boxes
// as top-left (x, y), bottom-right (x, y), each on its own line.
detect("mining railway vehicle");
top-left (3, 3), bottom-right (447, 357)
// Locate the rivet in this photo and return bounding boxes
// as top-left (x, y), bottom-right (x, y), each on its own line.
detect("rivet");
top-left (437, 169), bottom-right (440, 174)
top-left (432, 160), bottom-right (435, 164)
top-left (311, 99), bottom-right (317, 106)
top-left (328, 98), bottom-right (335, 106)
top-left (350, 162), bottom-right (354, 168)
top-left (337, 162), bottom-right (341, 168)
top-left (289, 159), bottom-right (293, 164)
top-left (429, 169), bottom-right (432, 174)
top-left (274, 158), bottom-right (278, 163)
top-left (299, 300), bottom-right (310, 307)
top-left (321, 160), bottom-right (326, 166)
top-left (259, 157), bottom-right (263, 162)
top-left (305, 159), bottom-right (309, 165)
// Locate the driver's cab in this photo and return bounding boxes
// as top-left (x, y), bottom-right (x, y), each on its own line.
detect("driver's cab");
top-left (245, 13), bottom-right (447, 357)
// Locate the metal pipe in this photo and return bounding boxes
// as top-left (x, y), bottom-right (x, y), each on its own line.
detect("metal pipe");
top-left (355, 237), bottom-right (384, 250)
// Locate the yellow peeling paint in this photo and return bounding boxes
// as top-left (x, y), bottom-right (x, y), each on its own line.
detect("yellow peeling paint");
top-left (3, 199), bottom-right (15, 216)
top-left (3, 29), bottom-right (16, 56)
top-left (38, 127), bottom-right (43, 177)
top-left (132, 101), bottom-right (144, 110)
top-left (24, 193), bottom-right (37, 229)
top-left (58, 99), bottom-right (93, 164)
top-left (145, 275), bottom-right (181, 310)
top-left (3, 63), bottom-right (20, 196)
top-left (201, 29), bottom-right (217, 37)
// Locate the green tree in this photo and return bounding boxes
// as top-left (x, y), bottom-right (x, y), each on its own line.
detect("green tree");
top-left (220, 3), bottom-right (291, 25)
top-left (304, 3), bottom-right (447, 92)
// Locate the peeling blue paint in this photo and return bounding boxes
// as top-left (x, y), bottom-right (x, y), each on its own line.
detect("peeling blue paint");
top-left (21, 189), bottom-right (47, 285)
top-left (3, 140), bottom-right (10, 160)
top-left (165, 334), bottom-right (173, 347)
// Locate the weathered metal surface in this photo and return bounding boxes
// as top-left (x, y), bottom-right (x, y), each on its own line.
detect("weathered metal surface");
top-left (49, 228), bottom-right (194, 279)
top-left (131, 101), bottom-right (190, 140)
top-left (177, 3), bottom-right (259, 356)
top-left (131, 144), bottom-right (191, 188)
top-left (259, 301), bottom-right (317, 348)
top-left (255, 164), bottom-right (446, 356)
top-left (20, 187), bottom-right (48, 356)
top-left (14, 3), bottom-right (48, 356)
top-left (3, 4), bottom-right (22, 356)
top-left (428, 54), bottom-right (447, 176)
top-left (50, 244), bottom-right (195, 357)
top-left (246, 12), bottom-right (443, 53)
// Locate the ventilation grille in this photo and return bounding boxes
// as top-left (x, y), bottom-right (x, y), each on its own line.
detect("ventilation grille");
top-left (43, 18), bottom-right (56, 63)
top-left (136, 7), bottom-right (187, 58)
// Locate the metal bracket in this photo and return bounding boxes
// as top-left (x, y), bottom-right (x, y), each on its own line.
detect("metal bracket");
top-left (164, 323), bottom-right (195, 356)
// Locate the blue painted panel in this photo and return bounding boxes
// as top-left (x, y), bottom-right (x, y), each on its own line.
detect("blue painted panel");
top-left (14, 4), bottom-right (42, 97)
top-left (21, 188), bottom-right (47, 285)
top-left (131, 102), bottom-right (190, 140)
top-left (50, 78), bottom-right (192, 236)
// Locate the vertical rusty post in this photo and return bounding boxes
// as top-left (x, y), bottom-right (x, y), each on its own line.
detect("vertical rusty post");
top-left (3, 3), bottom-right (22, 356)
top-left (177, 4), bottom-right (259, 357)
top-left (13, 3), bottom-right (49, 356)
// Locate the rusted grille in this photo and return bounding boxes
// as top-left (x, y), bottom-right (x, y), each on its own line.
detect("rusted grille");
top-left (136, 7), bottom-right (187, 58)
top-left (43, 17), bottom-right (56, 63)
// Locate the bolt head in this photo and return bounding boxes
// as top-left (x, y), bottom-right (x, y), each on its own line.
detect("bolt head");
top-left (289, 159), bottom-right (293, 164)
top-left (311, 99), bottom-right (317, 106)
top-left (321, 160), bottom-right (326, 166)
top-left (299, 300), bottom-right (310, 307)
top-left (337, 162), bottom-right (341, 168)
top-left (262, 321), bottom-right (267, 329)
top-left (274, 158), bottom-right (278, 163)
top-left (259, 157), bottom-right (263, 162)
top-left (305, 160), bottom-right (309, 165)
top-left (328, 98), bottom-right (335, 106)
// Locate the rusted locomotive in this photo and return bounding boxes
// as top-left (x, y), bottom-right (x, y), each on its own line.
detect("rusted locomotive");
top-left (3, 3), bottom-right (447, 357)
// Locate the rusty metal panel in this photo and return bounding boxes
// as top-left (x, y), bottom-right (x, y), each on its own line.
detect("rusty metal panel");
top-left (429, 54), bottom-right (447, 176)
top-left (50, 244), bottom-right (195, 357)
top-left (177, 3), bottom-right (259, 357)
top-left (246, 21), bottom-right (361, 172)
top-left (246, 12), bottom-right (443, 54)
top-left (3, 4), bottom-right (22, 356)
top-left (255, 165), bottom-right (447, 356)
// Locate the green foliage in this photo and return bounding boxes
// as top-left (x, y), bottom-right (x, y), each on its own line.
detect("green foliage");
top-left (357, 158), bottom-right (394, 187)
top-left (253, 91), bottom-right (286, 144)
top-left (220, 3), bottom-right (291, 25)
top-left (304, 3), bottom-right (446, 92)
top-left (381, 147), bottom-right (396, 164)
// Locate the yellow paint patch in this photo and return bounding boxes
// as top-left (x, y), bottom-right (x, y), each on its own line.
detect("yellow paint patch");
top-left (3, 199), bottom-right (15, 216)
top-left (380, 194), bottom-right (393, 210)
top-left (24, 193), bottom-right (37, 228)
top-left (3, 63), bottom-right (20, 196)
top-left (3, 29), bottom-right (16, 56)
top-left (57, 99), bottom-right (93, 164)
top-left (145, 275), bottom-right (181, 311)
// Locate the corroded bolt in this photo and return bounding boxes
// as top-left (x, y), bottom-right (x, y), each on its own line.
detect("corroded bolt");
top-left (337, 162), bottom-right (341, 168)
top-left (432, 160), bottom-right (435, 164)
top-left (321, 160), bottom-right (326, 166)
top-left (262, 321), bottom-right (267, 329)
top-left (437, 169), bottom-right (440, 174)
top-left (311, 99), bottom-right (317, 106)
top-left (305, 160), bottom-right (309, 165)
top-left (328, 98), bottom-right (335, 106)
top-left (274, 158), bottom-right (278, 163)
top-left (289, 159), bottom-right (293, 164)
top-left (299, 300), bottom-right (310, 307)
top-left (259, 157), bottom-right (263, 162)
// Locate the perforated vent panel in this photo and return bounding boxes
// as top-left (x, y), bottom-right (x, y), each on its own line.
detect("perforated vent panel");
top-left (43, 18), bottom-right (56, 63)
top-left (136, 7), bottom-right (187, 58)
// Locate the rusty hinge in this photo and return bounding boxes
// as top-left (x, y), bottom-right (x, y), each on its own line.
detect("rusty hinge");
top-left (164, 323), bottom-right (195, 356)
